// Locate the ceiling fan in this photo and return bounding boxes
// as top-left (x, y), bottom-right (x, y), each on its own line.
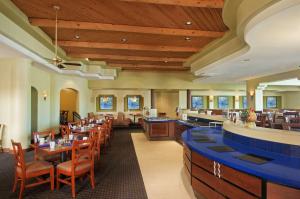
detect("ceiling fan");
top-left (44, 5), bottom-right (83, 69)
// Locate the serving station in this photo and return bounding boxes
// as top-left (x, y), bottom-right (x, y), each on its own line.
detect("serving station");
top-left (182, 121), bottom-right (300, 199)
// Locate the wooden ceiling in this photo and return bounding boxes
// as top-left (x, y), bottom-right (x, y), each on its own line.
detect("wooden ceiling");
top-left (12, 0), bottom-right (227, 71)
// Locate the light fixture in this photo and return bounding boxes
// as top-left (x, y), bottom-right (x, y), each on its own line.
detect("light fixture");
top-left (185, 21), bottom-right (192, 25)
top-left (209, 95), bottom-right (214, 102)
top-left (241, 59), bottom-right (250, 63)
top-left (42, 91), bottom-right (47, 101)
top-left (75, 34), bottom-right (80, 39)
top-left (85, 58), bottom-right (89, 61)
top-left (185, 37), bottom-right (191, 41)
top-left (249, 90), bottom-right (255, 96)
top-left (121, 38), bottom-right (127, 43)
top-left (164, 60), bottom-right (168, 63)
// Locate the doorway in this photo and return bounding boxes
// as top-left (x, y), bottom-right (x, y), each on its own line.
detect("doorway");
top-left (60, 88), bottom-right (79, 123)
top-left (31, 86), bottom-right (38, 133)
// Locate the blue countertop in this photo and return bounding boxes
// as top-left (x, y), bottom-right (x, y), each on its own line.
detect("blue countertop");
top-left (143, 117), bottom-right (177, 123)
top-left (182, 127), bottom-right (300, 189)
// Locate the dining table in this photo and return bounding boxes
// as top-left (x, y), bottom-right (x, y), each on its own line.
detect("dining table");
top-left (31, 140), bottom-right (89, 162)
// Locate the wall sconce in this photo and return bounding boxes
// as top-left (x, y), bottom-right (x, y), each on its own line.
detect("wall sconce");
top-left (235, 95), bottom-right (239, 102)
top-left (249, 90), bottom-right (255, 99)
top-left (209, 95), bottom-right (214, 102)
top-left (42, 91), bottom-right (47, 101)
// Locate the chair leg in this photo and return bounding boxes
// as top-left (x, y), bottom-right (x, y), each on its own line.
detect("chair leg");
top-left (50, 168), bottom-right (54, 191)
top-left (90, 169), bottom-right (95, 189)
top-left (71, 176), bottom-right (76, 198)
top-left (56, 170), bottom-right (60, 190)
top-left (12, 173), bottom-right (18, 192)
top-left (18, 180), bottom-right (24, 199)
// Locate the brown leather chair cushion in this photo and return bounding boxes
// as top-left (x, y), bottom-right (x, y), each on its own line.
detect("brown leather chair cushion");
top-left (17, 160), bottom-right (53, 175)
top-left (57, 160), bottom-right (91, 173)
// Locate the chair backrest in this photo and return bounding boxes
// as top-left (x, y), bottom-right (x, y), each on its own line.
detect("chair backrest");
top-left (60, 125), bottom-right (70, 137)
top-left (11, 140), bottom-right (26, 177)
top-left (0, 124), bottom-right (4, 141)
top-left (71, 139), bottom-right (95, 173)
top-left (89, 128), bottom-right (102, 150)
top-left (32, 129), bottom-right (55, 143)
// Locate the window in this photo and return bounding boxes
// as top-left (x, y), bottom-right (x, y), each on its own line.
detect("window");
top-left (191, 96), bottom-right (204, 109)
top-left (242, 96), bottom-right (247, 109)
top-left (218, 96), bottom-right (229, 109)
top-left (125, 95), bottom-right (143, 111)
top-left (266, 96), bottom-right (277, 108)
top-left (97, 95), bottom-right (116, 112)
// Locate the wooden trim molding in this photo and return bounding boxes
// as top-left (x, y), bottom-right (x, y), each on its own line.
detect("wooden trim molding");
top-left (58, 41), bottom-right (200, 52)
top-left (30, 18), bottom-right (225, 38)
top-left (69, 53), bottom-right (186, 62)
top-left (119, 0), bottom-right (224, 8)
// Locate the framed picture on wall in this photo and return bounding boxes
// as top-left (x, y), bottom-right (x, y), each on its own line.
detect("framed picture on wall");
top-left (218, 96), bottom-right (229, 109)
top-left (191, 96), bottom-right (204, 109)
top-left (96, 95), bottom-right (116, 112)
top-left (266, 96), bottom-right (277, 108)
top-left (125, 95), bottom-right (143, 111)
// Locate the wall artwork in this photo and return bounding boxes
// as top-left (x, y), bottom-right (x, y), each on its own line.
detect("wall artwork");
top-left (218, 96), bottom-right (229, 109)
top-left (191, 96), bottom-right (204, 109)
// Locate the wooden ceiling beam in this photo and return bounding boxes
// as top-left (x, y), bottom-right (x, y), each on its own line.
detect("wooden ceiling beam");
top-left (29, 18), bottom-right (225, 38)
top-left (58, 41), bottom-right (199, 52)
top-left (69, 53), bottom-right (186, 62)
top-left (119, 0), bottom-right (224, 8)
top-left (110, 63), bottom-right (188, 71)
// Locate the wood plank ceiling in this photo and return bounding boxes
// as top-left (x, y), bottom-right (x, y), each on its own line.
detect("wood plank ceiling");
top-left (12, 0), bottom-right (228, 71)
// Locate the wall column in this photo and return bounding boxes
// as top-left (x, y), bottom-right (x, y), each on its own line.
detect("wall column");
top-left (179, 90), bottom-right (187, 109)
top-left (209, 96), bottom-right (214, 109)
top-left (255, 89), bottom-right (264, 111)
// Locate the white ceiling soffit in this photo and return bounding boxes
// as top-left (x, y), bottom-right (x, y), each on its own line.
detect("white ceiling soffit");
top-left (194, 1), bottom-right (300, 83)
top-left (260, 78), bottom-right (300, 86)
top-left (0, 34), bottom-right (115, 80)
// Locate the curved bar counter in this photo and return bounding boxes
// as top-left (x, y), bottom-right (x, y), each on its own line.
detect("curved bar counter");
top-left (182, 122), bottom-right (300, 199)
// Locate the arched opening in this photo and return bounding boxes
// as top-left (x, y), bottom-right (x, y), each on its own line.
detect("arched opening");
top-left (31, 86), bottom-right (38, 133)
top-left (60, 88), bottom-right (79, 124)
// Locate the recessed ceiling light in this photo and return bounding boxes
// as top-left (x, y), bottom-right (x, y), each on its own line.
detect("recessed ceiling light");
top-left (185, 21), bottom-right (192, 25)
top-left (85, 58), bottom-right (89, 61)
top-left (75, 34), bottom-right (80, 39)
top-left (164, 60), bottom-right (168, 63)
top-left (241, 59), bottom-right (250, 62)
top-left (185, 37), bottom-right (191, 41)
top-left (121, 38), bottom-right (127, 43)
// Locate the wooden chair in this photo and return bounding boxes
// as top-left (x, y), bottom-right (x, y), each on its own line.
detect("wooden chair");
top-left (60, 125), bottom-right (71, 138)
top-left (0, 124), bottom-right (4, 152)
top-left (89, 128), bottom-right (103, 160)
top-left (11, 140), bottom-right (54, 199)
top-left (56, 139), bottom-right (96, 198)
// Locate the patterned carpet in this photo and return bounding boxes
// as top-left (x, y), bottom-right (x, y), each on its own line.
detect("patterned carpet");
top-left (0, 129), bottom-right (148, 199)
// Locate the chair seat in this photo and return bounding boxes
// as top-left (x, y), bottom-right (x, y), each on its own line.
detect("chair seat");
top-left (57, 160), bottom-right (91, 173)
top-left (17, 160), bottom-right (53, 176)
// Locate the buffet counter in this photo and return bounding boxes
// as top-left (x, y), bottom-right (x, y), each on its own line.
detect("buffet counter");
top-left (187, 113), bottom-right (227, 122)
top-left (143, 117), bottom-right (176, 140)
top-left (182, 122), bottom-right (300, 199)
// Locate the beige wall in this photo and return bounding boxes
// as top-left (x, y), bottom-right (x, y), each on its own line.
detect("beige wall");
top-left (92, 89), bottom-right (151, 119)
top-left (60, 88), bottom-right (78, 122)
top-left (89, 71), bottom-right (246, 90)
top-left (282, 91), bottom-right (300, 109)
top-left (153, 91), bottom-right (179, 118)
top-left (0, 59), bottom-right (93, 149)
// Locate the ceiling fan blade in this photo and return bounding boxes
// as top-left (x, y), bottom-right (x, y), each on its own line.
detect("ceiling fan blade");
top-left (62, 62), bottom-right (82, 66)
